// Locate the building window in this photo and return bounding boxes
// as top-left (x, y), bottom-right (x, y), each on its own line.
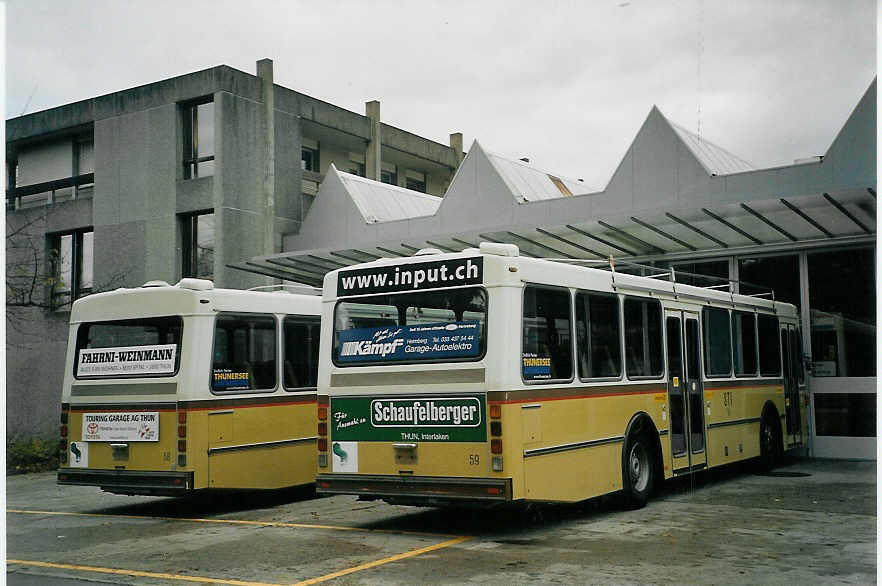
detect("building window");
top-left (808, 247), bottom-right (875, 377)
top-left (181, 211), bottom-right (215, 280)
top-left (668, 259), bottom-right (729, 288)
top-left (50, 229), bottom-right (93, 308)
top-left (348, 162), bottom-right (365, 177)
top-left (738, 255), bottom-right (800, 306)
top-left (182, 98), bottom-right (215, 179)
top-left (405, 170), bottom-right (426, 192)
top-left (380, 166), bottom-right (398, 185)
top-left (301, 146), bottom-right (319, 172)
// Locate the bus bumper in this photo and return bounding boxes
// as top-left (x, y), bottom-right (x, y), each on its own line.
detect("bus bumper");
top-left (57, 469), bottom-right (194, 496)
top-left (316, 474), bottom-right (512, 503)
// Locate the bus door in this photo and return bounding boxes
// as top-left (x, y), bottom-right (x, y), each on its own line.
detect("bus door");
top-left (665, 311), bottom-right (707, 474)
top-left (781, 324), bottom-right (803, 448)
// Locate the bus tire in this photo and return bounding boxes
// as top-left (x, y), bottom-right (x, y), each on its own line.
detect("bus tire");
top-left (621, 429), bottom-right (654, 509)
top-left (758, 410), bottom-right (781, 472)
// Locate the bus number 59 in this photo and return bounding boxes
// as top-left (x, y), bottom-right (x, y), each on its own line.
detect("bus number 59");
top-left (469, 454), bottom-right (480, 466)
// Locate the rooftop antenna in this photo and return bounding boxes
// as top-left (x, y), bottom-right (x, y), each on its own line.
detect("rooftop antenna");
top-left (696, 0), bottom-right (704, 143)
top-left (19, 83), bottom-right (38, 116)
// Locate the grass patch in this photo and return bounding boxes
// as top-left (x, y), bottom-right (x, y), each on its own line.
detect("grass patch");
top-left (7, 436), bottom-right (59, 474)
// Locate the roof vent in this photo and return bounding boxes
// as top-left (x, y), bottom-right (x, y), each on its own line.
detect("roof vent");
top-left (414, 248), bottom-right (443, 256)
top-left (141, 280), bottom-right (171, 288)
top-left (176, 278), bottom-right (214, 291)
top-left (479, 242), bottom-right (519, 257)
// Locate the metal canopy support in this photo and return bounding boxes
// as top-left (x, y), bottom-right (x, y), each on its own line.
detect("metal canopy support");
top-left (779, 198), bottom-right (834, 238)
top-left (399, 243), bottom-right (420, 253)
top-left (376, 246), bottom-right (407, 257)
top-left (330, 251), bottom-right (366, 264)
top-left (630, 216), bottom-right (696, 251)
top-left (425, 240), bottom-right (458, 253)
top-left (266, 257), bottom-right (326, 279)
top-left (479, 233), bottom-right (536, 257)
top-left (597, 220), bottom-right (666, 254)
top-left (665, 212), bottom-right (729, 248)
top-left (506, 231), bottom-right (576, 259)
top-left (271, 255), bottom-right (335, 275)
top-left (451, 237), bottom-right (479, 250)
top-left (238, 261), bottom-right (321, 285)
top-left (535, 227), bottom-right (606, 259)
top-left (307, 254), bottom-right (347, 269)
top-left (740, 203), bottom-right (797, 242)
top-left (823, 192), bottom-right (872, 234)
top-left (868, 187), bottom-right (876, 199)
top-left (564, 224), bottom-right (636, 256)
top-left (701, 208), bottom-right (763, 245)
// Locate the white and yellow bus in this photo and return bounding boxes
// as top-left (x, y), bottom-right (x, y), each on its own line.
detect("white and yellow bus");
top-left (315, 243), bottom-right (807, 507)
top-left (57, 278), bottom-right (321, 495)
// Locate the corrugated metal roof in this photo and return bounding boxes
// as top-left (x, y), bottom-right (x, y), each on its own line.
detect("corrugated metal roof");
top-left (668, 119), bottom-right (755, 175)
top-left (338, 168), bottom-right (442, 223)
top-left (485, 150), bottom-right (594, 202)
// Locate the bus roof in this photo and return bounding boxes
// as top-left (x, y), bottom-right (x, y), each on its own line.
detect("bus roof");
top-left (323, 243), bottom-right (798, 318)
top-left (70, 280), bottom-right (321, 324)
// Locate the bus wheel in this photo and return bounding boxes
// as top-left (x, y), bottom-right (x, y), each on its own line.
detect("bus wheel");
top-left (758, 413), bottom-right (780, 472)
top-left (622, 430), bottom-right (654, 509)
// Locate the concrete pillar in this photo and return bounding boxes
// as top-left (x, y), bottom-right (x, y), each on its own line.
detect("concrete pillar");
top-left (450, 132), bottom-right (464, 167)
top-left (365, 100), bottom-right (381, 181)
top-left (257, 58), bottom-right (275, 258)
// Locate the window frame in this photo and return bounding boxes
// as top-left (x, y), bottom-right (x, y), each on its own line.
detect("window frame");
top-left (520, 284), bottom-right (575, 385)
top-left (622, 295), bottom-right (664, 380)
top-left (73, 316), bottom-right (184, 380)
top-left (732, 310), bottom-right (759, 378)
top-left (575, 290), bottom-right (623, 382)
top-left (331, 286), bottom-right (489, 368)
top-left (209, 312), bottom-right (279, 395)
top-left (282, 314), bottom-right (321, 391)
top-left (182, 96), bottom-right (215, 180)
top-left (702, 306), bottom-right (733, 378)
top-left (181, 210), bottom-right (215, 280)
top-left (757, 313), bottom-right (782, 377)
top-left (49, 227), bottom-right (94, 309)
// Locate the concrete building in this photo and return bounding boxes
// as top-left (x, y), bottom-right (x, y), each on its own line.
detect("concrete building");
top-left (241, 80), bottom-right (876, 460)
top-left (5, 60), bottom-right (463, 439)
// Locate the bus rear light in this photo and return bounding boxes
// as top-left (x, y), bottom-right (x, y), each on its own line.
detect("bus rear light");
top-left (177, 455), bottom-right (186, 467)
top-left (178, 411), bottom-right (187, 424)
top-left (489, 404), bottom-right (501, 419)
top-left (490, 421), bottom-right (502, 436)
top-left (60, 412), bottom-right (69, 424)
top-left (318, 454), bottom-right (328, 468)
top-left (60, 425), bottom-right (68, 437)
top-left (491, 439), bottom-right (502, 454)
top-left (487, 487), bottom-right (502, 495)
top-left (177, 425), bottom-right (186, 439)
top-left (178, 440), bottom-right (187, 453)
top-left (492, 456), bottom-right (504, 471)
top-left (318, 438), bottom-right (328, 452)
top-left (318, 407), bottom-right (328, 421)
top-left (317, 422), bottom-right (327, 436)
top-left (318, 480), bottom-right (330, 489)
top-left (59, 439), bottom-right (68, 451)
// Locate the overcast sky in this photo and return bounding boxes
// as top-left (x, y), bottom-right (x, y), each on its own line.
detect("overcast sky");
top-left (6, 0), bottom-right (877, 188)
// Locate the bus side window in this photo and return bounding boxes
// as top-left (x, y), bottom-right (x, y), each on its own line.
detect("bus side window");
top-left (522, 286), bottom-right (573, 382)
top-left (211, 314), bottom-right (277, 392)
top-left (576, 291), bottom-right (622, 379)
top-left (284, 316), bottom-right (321, 390)
top-left (623, 297), bottom-right (663, 378)
top-left (758, 314), bottom-right (781, 376)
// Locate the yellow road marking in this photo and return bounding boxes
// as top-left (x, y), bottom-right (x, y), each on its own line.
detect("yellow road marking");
top-left (7, 508), bottom-right (457, 538)
top-left (8, 559), bottom-right (280, 586)
top-left (291, 536), bottom-right (472, 585)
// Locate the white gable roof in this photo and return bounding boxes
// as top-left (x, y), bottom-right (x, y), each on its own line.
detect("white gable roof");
top-left (335, 165), bottom-right (442, 223)
top-left (484, 149), bottom-right (595, 202)
top-left (667, 117), bottom-right (755, 175)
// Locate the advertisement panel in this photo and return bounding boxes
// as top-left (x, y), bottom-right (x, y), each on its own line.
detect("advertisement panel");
top-left (77, 344), bottom-right (176, 377)
top-left (337, 321), bottom-right (481, 363)
top-left (331, 395), bottom-right (486, 442)
top-left (82, 412), bottom-right (159, 442)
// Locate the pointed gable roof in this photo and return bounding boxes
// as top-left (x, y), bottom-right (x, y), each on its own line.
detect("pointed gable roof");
top-left (665, 112), bottom-right (755, 176)
top-left (337, 167), bottom-right (441, 223)
top-left (483, 149), bottom-right (595, 202)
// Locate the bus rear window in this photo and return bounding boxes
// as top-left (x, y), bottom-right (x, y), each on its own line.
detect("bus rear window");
top-left (333, 287), bottom-right (487, 366)
top-left (74, 316), bottom-right (183, 378)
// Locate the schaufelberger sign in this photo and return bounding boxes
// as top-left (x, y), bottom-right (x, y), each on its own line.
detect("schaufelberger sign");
top-left (337, 257), bottom-right (483, 296)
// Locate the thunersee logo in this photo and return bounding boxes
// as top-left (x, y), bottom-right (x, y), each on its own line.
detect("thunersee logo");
top-left (337, 257), bottom-right (483, 296)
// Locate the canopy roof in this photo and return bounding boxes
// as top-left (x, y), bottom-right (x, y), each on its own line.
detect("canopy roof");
top-left (231, 80), bottom-right (876, 287)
